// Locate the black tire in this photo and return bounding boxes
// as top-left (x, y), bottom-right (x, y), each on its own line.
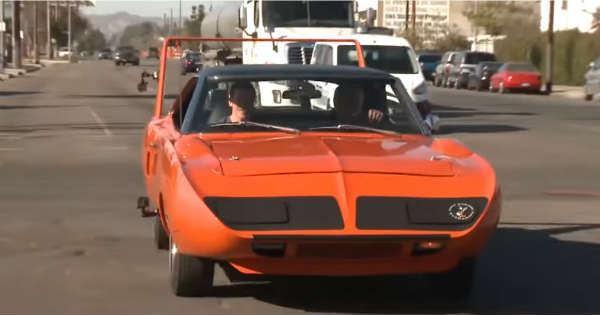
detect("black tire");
top-left (154, 215), bottom-right (169, 250)
top-left (429, 258), bottom-right (476, 300)
top-left (476, 82), bottom-right (483, 92)
top-left (585, 94), bottom-right (593, 101)
top-left (169, 237), bottom-right (214, 297)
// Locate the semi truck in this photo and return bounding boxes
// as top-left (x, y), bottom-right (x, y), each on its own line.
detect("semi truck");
top-left (200, 0), bottom-right (357, 65)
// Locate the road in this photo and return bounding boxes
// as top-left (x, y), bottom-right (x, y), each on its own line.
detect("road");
top-left (0, 60), bottom-right (599, 314)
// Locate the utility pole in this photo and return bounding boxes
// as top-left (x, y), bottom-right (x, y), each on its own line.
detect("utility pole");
top-left (405, 0), bottom-right (409, 32)
top-left (179, 0), bottom-right (182, 33)
top-left (68, 2), bottom-right (71, 63)
top-left (411, 0), bottom-right (416, 33)
top-left (546, 0), bottom-right (554, 94)
top-left (33, 0), bottom-right (39, 64)
top-left (0, 0), bottom-right (5, 72)
top-left (12, 0), bottom-right (21, 69)
top-left (47, 1), bottom-right (52, 59)
top-left (473, 0), bottom-right (478, 51)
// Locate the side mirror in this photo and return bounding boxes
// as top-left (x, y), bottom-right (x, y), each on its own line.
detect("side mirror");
top-left (239, 7), bottom-right (247, 29)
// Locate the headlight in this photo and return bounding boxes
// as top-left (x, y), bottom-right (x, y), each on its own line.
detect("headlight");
top-left (413, 82), bottom-right (427, 95)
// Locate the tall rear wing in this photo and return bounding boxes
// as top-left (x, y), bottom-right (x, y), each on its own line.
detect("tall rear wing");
top-left (154, 37), bottom-right (366, 118)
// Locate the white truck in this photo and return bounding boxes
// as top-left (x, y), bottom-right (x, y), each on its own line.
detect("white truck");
top-left (200, 0), bottom-right (357, 65)
top-left (310, 34), bottom-right (439, 131)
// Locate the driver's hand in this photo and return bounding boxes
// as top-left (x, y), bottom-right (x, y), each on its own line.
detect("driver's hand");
top-left (368, 109), bottom-right (384, 122)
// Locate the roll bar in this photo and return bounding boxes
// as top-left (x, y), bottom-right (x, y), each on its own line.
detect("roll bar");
top-left (154, 37), bottom-right (366, 118)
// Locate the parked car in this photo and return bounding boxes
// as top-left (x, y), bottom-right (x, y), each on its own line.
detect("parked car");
top-left (114, 46), bottom-right (140, 66)
top-left (417, 52), bottom-right (442, 82)
top-left (447, 51), bottom-right (497, 89)
top-left (490, 63), bottom-right (542, 94)
top-left (467, 62), bottom-right (504, 91)
top-left (97, 48), bottom-right (113, 60)
top-left (148, 47), bottom-right (160, 59)
top-left (57, 47), bottom-right (72, 58)
top-left (181, 51), bottom-right (203, 74)
top-left (584, 57), bottom-right (600, 100)
top-left (433, 51), bottom-right (458, 87)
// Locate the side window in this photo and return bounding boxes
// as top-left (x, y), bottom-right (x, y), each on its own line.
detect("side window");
top-left (594, 57), bottom-right (600, 70)
top-left (322, 45), bottom-right (333, 65)
top-left (311, 45), bottom-right (323, 64)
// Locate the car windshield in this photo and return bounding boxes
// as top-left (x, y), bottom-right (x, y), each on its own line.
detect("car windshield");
top-left (187, 53), bottom-right (202, 61)
top-left (465, 53), bottom-right (496, 64)
top-left (419, 55), bottom-right (441, 63)
top-left (506, 63), bottom-right (537, 72)
top-left (263, 1), bottom-right (353, 27)
top-left (338, 45), bottom-right (419, 74)
top-left (480, 62), bottom-right (503, 72)
top-left (180, 77), bottom-right (424, 136)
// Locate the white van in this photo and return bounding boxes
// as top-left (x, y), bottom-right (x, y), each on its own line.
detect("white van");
top-left (310, 34), bottom-right (428, 107)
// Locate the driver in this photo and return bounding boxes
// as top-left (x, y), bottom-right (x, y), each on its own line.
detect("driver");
top-left (333, 83), bottom-right (384, 125)
top-left (220, 82), bottom-right (256, 123)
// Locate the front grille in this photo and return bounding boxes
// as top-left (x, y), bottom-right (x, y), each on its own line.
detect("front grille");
top-left (287, 45), bottom-right (314, 64)
top-left (204, 196), bottom-right (343, 230)
top-left (356, 197), bottom-right (488, 230)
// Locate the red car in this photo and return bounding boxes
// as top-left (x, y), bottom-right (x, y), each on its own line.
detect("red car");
top-left (490, 63), bottom-right (542, 94)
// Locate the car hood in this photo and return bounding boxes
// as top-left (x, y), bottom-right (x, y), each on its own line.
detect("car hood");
top-left (195, 135), bottom-right (459, 177)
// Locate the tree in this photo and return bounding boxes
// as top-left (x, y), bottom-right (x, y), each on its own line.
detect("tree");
top-left (78, 29), bottom-right (107, 52)
top-left (50, 6), bottom-right (89, 47)
top-left (184, 4), bottom-right (206, 36)
top-left (463, 1), bottom-right (538, 36)
top-left (433, 25), bottom-right (471, 51)
top-left (119, 22), bottom-right (159, 49)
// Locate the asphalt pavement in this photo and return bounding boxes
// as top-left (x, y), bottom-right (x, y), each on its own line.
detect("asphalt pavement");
top-left (0, 60), bottom-right (599, 314)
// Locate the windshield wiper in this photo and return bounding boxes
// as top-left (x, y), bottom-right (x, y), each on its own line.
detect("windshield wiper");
top-left (309, 124), bottom-right (399, 135)
top-left (209, 121), bottom-right (300, 134)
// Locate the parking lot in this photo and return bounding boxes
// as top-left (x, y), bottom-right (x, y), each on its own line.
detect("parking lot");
top-left (0, 60), bottom-right (599, 313)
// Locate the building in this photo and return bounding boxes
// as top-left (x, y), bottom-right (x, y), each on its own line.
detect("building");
top-left (540, 0), bottom-right (600, 33)
top-left (377, 0), bottom-right (474, 38)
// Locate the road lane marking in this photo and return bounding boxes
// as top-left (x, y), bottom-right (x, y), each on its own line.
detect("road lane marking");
top-left (99, 146), bottom-right (129, 151)
top-left (87, 106), bottom-right (112, 136)
top-left (0, 147), bottom-right (24, 151)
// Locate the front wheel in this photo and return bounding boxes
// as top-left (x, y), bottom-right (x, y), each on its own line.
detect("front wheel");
top-left (429, 258), bottom-right (476, 300)
top-left (169, 237), bottom-right (214, 297)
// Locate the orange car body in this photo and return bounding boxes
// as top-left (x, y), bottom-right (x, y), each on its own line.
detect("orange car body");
top-left (142, 37), bottom-right (501, 277)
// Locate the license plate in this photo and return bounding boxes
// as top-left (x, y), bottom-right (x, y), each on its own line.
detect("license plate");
top-left (521, 83), bottom-right (531, 87)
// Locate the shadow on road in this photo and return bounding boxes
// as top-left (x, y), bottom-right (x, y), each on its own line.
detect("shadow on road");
top-left (208, 225), bottom-right (600, 314)
top-left (0, 91), bottom-right (42, 96)
top-left (431, 104), bottom-right (536, 119)
top-left (438, 124), bottom-right (527, 134)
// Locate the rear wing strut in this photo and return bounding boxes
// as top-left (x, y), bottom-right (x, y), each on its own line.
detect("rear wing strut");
top-left (154, 37), bottom-right (366, 118)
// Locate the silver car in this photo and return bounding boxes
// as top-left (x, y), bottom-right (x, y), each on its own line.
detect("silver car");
top-left (584, 57), bottom-right (600, 101)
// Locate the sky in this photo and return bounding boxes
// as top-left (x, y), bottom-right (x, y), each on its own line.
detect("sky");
top-left (82, 0), bottom-right (379, 18)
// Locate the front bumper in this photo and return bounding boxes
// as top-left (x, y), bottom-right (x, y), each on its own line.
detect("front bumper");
top-left (165, 172), bottom-right (501, 276)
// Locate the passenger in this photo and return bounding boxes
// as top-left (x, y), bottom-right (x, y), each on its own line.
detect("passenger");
top-left (333, 83), bottom-right (385, 125)
top-left (221, 82), bottom-right (256, 123)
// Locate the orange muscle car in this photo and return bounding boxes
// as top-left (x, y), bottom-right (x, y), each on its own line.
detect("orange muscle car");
top-left (140, 38), bottom-right (501, 298)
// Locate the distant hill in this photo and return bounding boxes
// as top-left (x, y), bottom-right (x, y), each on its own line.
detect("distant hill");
top-left (85, 11), bottom-right (162, 44)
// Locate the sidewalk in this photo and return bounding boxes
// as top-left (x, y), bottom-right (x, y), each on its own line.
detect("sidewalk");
top-left (0, 59), bottom-right (69, 81)
top-left (544, 85), bottom-right (584, 100)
